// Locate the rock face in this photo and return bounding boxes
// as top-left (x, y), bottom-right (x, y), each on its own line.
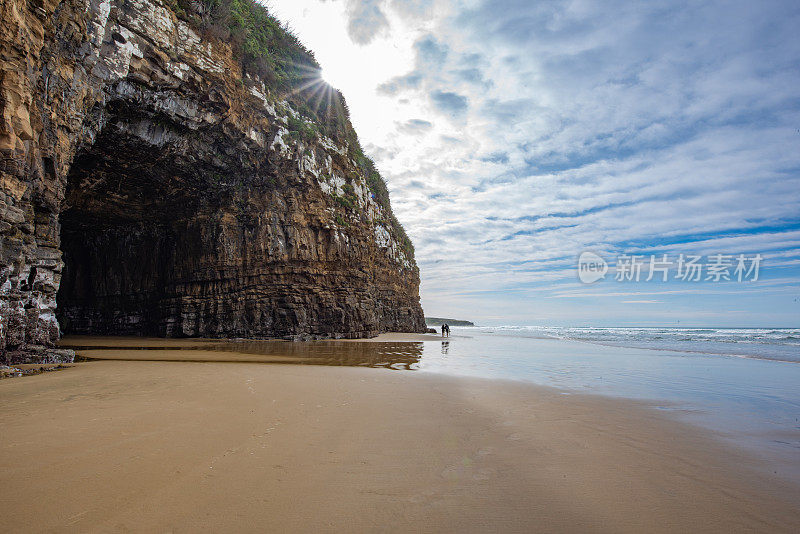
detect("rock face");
top-left (0, 0), bottom-right (425, 363)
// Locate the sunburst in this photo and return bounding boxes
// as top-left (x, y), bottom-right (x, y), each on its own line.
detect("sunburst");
top-left (279, 60), bottom-right (349, 134)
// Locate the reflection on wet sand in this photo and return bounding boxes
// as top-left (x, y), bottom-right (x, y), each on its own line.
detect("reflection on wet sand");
top-left (61, 338), bottom-right (424, 370)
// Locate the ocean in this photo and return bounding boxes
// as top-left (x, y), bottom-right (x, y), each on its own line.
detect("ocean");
top-left (463, 326), bottom-right (800, 363)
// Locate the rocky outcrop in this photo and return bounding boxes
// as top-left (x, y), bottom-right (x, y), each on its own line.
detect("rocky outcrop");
top-left (0, 0), bottom-right (425, 363)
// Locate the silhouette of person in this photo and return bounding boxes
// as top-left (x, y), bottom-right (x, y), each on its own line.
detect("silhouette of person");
top-left (441, 324), bottom-right (446, 337)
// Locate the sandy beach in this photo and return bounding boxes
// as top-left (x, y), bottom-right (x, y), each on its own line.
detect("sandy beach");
top-left (1, 337), bottom-right (799, 532)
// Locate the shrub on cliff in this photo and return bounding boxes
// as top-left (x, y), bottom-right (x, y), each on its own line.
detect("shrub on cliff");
top-left (168, 0), bottom-right (312, 82)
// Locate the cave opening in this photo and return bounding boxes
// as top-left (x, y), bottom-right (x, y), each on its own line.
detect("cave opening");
top-left (56, 124), bottom-right (214, 337)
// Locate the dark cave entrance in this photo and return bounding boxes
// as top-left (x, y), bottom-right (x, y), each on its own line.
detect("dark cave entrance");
top-left (56, 125), bottom-right (213, 337)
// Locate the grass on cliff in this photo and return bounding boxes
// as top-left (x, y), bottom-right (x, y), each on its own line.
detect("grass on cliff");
top-left (167, 0), bottom-right (414, 259)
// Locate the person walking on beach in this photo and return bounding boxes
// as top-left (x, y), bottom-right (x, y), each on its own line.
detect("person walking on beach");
top-left (441, 324), bottom-right (446, 337)
top-left (444, 323), bottom-right (450, 337)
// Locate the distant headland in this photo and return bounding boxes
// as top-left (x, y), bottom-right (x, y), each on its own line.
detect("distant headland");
top-left (425, 317), bottom-right (475, 327)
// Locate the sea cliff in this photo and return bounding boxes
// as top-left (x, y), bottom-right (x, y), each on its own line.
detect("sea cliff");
top-left (0, 0), bottom-right (425, 363)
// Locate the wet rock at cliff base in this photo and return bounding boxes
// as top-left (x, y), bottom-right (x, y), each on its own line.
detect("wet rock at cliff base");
top-left (0, 363), bottom-right (71, 379)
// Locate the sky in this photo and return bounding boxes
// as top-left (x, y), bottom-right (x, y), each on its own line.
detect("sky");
top-left (268, 0), bottom-right (800, 327)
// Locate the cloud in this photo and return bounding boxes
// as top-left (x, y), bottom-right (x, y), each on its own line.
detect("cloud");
top-left (397, 119), bottom-right (433, 134)
top-left (362, 142), bottom-right (398, 161)
top-left (388, 0), bottom-right (434, 21)
top-left (429, 90), bottom-right (468, 116)
top-left (390, 1), bottom-right (799, 323)
top-left (414, 35), bottom-right (449, 65)
top-left (481, 152), bottom-right (509, 164)
top-left (375, 35), bottom-right (450, 95)
top-left (481, 98), bottom-right (535, 124)
top-left (454, 68), bottom-right (491, 87)
top-left (345, 0), bottom-right (390, 45)
top-left (376, 72), bottom-right (422, 95)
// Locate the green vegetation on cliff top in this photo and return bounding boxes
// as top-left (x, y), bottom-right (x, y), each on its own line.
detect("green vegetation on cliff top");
top-left (166, 0), bottom-right (414, 259)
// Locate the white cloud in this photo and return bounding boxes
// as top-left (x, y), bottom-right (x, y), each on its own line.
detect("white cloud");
top-left (344, 0), bottom-right (390, 44)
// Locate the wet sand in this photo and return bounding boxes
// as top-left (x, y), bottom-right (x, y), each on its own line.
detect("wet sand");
top-left (1, 341), bottom-right (799, 532)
